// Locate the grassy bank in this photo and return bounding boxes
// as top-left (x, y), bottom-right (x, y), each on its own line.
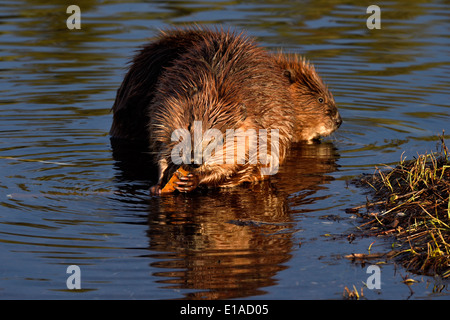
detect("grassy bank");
top-left (350, 133), bottom-right (450, 278)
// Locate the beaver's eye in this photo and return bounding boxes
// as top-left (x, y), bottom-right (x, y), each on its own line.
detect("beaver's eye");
top-left (318, 97), bottom-right (324, 104)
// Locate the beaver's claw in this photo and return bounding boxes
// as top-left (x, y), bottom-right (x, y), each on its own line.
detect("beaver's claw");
top-left (175, 173), bottom-right (199, 193)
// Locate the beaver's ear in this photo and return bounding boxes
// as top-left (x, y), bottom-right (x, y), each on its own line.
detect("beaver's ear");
top-left (283, 69), bottom-right (295, 84)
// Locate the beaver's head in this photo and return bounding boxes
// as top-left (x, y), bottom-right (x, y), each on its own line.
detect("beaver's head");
top-left (275, 54), bottom-right (342, 142)
top-left (150, 80), bottom-right (253, 188)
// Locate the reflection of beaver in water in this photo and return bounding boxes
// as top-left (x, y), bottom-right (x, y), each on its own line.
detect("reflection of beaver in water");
top-left (110, 26), bottom-right (342, 194)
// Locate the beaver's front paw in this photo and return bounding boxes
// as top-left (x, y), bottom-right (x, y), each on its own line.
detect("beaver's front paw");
top-left (149, 184), bottom-right (162, 195)
top-left (175, 173), bottom-right (199, 193)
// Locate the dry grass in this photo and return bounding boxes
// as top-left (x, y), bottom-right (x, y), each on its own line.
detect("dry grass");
top-left (349, 132), bottom-right (450, 278)
top-left (343, 285), bottom-right (364, 300)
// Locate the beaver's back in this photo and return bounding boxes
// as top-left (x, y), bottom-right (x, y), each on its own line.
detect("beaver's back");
top-left (111, 27), bottom-right (295, 141)
top-left (149, 28), bottom-right (295, 160)
top-left (110, 28), bottom-right (223, 141)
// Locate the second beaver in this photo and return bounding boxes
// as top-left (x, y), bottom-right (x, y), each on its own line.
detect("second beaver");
top-left (110, 26), bottom-right (342, 194)
top-left (273, 53), bottom-right (342, 142)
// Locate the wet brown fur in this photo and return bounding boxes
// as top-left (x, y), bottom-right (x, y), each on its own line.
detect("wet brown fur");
top-left (110, 26), bottom-right (341, 191)
top-left (273, 53), bottom-right (341, 142)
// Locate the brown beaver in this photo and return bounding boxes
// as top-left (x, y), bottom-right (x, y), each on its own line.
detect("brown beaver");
top-left (110, 26), bottom-right (342, 194)
top-left (273, 53), bottom-right (342, 142)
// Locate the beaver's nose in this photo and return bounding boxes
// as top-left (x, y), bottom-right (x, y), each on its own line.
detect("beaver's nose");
top-left (335, 114), bottom-right (343, 128)
top-left (189, 155), bottom-right (202, 168)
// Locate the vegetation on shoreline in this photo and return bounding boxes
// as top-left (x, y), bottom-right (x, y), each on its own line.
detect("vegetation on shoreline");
top-left (349, 133), bottom-right (450, 278)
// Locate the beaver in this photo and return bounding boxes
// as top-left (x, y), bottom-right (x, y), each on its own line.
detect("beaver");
top-left (273, 53), bottom-right (342, 142)
top-left (110, 26), bottom-right (342, 194)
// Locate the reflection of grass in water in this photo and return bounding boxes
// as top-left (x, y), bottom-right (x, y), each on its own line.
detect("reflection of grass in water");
top-left (350, 132), bottom-right (450, 278)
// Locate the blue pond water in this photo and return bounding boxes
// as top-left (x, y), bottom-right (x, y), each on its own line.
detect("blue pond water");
top-left (0, 1), bottom-right (449, 299)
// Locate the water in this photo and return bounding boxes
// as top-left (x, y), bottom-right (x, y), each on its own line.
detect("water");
top-left (0, 0), bottom-right (449, 299)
